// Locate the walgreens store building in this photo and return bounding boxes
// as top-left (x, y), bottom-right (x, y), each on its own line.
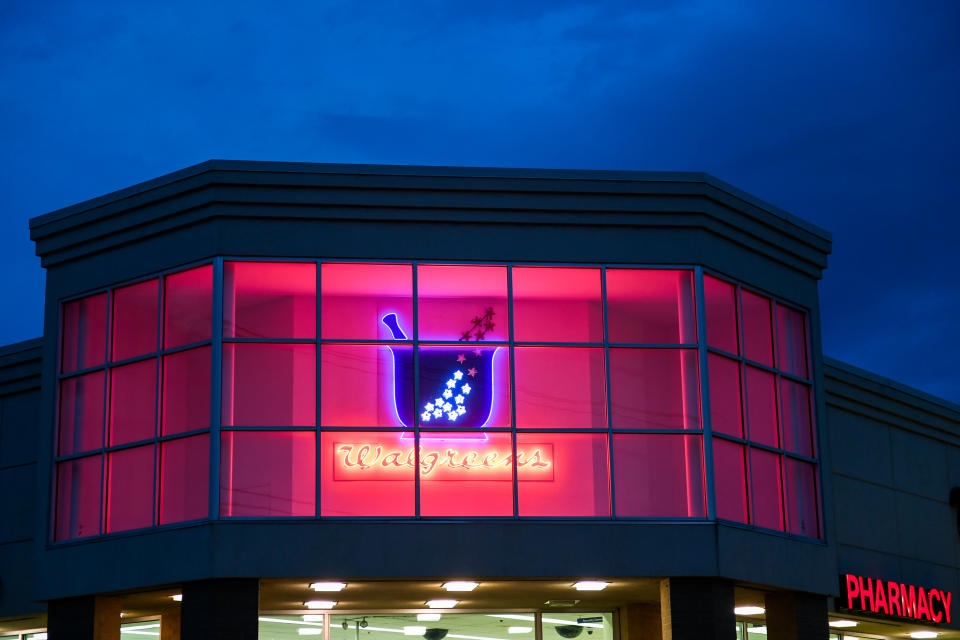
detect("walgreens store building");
top-left (0, 162), bottom-right (957, 640)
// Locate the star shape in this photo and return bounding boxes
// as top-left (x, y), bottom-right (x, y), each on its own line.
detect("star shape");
top-left (421, 411), bottom-right (431, 422)
top-left (457, 353), bottom-right (466, 363)
top-left (473, 348), bottom-right (482, 356)
top-left (446, 379), bottom-right (456, 389)
top-left (443, 402), bottom-right (453, 412)
top-left (453, 370), bottom-right (464, 380)
top-left (467, 367), bottom-right (477, 377)
top-left (454, 394), bottom-right (464, 405)
top-left (433, 408), bottom-right (443, 419)
top-left (442, 389), bottom-right (453, 399)
top-left (456, 405), bottom-right (466, 415)
top-left (425, 402), bottom-right (435, 412)
top-left (461, 383), bottom-right (471, 395)
top-left (435, 397), bottom-right (444, 407)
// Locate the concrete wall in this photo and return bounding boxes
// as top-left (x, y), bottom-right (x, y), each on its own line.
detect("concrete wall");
top-left (0, 339), bottom-right (44, 618)
top-left (825, 357), bottom-right (960, 629)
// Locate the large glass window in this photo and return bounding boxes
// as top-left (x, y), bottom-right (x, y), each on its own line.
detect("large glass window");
top-left (54, 261), bottom-right (819, 538)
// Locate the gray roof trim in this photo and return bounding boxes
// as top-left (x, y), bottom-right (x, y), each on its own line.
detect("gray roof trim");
top-left (29, 160), bottom-right (832, 241)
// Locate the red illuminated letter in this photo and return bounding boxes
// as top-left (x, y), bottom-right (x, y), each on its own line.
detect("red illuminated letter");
top-left (860, 576), bottom-right (874, 611)
top-left (845, 574), bottom-right (860, 610)
top-left (917, 587), bottom-right (930, 620)
top-left (944, 591), bottom-right (952, 624)
top-left (887, 582), bottom-right (902, 616)
top-left (901, 584), bottom-right (916, 618)
top-left (928, 589), bottom-right (942, 623)
top-left (874, 579), bottom-right (888, 614)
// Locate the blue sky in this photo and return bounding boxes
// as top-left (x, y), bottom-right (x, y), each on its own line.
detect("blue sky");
top-left (2, 0), bottom-right (958, 401)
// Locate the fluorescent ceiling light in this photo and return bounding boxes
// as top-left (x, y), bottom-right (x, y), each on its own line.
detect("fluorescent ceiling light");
top-left (487, 615), bottom-right (535, 622)
top-left (573, 581), bottom-right (609, 591)
top-left (828, 620), bottom-right (857, 628)
top-left (311, 582), bottom-right (347, 592)
top-left (426, 599), bottom-right (459, 609)
top-left (305, 600), bottom-right (337, 609)
top-left (508, 628), bottom-right (532, 634)
top-left (910, 633), bottom-right (938, 639)
top-left (303, 615), bottom-right (325, 622)
top-left (443, 581), bottom-right (479, 592)
top-left (171, 594), bottom-right (182, 602)
top-left (404, 626), bottom-right (427, 635)
top-left (260, 617), bottom-right (323, 627)
top-left (734, 606), bottom-right (765, 616)
top-left (748, 626), bottom-right (767, 635)
top-left (417, 614), bottom-right (442, 621)
top-left (299, 630), bottom-right (324, 637)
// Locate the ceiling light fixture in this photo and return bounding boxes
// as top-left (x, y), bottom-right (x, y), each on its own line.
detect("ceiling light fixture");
top-left (303, 615), bottom-right (325, 622)
top-left (828, 620), bottom-right (857, 628)
top-left (909, 633), bottom-right (938, 639)
top-left (508, 628), bottom-right (533, 634)
top-left (573, 581), bottom-right (609, 591)
top-left (311, 582), bottom-right (347, 592)
top-left (298, 630), bottom-right (324, 637)
top-left (733, 606), bottom-right (765, 616)
top-left (418, 614), bottom-right (443, 622)
top-left (443, 581), bottom-right (479, 592)
top-left (304, 600), bottom-right (337, 609)
top-left (404, 626), bottom-right (427, 636)
top-left (171, 594), bottom-right (183, 602)
top-left (426, 600), bottom-right (458, 609)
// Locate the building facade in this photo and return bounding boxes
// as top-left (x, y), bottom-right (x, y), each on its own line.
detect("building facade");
top-left (0, 161), bottom-right (957, 640)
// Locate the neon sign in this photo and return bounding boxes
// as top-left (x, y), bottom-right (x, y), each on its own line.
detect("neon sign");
top-left (843, 574), bottom-right (953, 624)
top-left (335, 443), bottom-right (554, 480)
top-left (382, 313), bottom-right (500, 430)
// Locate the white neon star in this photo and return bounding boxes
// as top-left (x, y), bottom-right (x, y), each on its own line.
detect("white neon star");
top-left (433, 408), bottom-right (443, 419)
top-left (461, 383), bottom-right (471, 395)
top-left (443, 402), bottom-right (453, 412)
top-left (425, 402), bottom-right (435, 412)
top-left (454, 394), bottom-right (464, 405)
top-left (435, 397), bottom-right (444, 407)
top-left (446, 379), bottom-right (456, 389)
top-left (456, 405), bottom-right (466, 415)
top-left (447, 411), bottom-right (459, 421)
top-left (442, 389), bottom-right (453, 399)
top-left (453, 370), bottom-right (464, 381)
top-left (421, 411), bottom-right (431, 421)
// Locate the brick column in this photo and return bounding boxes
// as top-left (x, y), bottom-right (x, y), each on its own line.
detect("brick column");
top-left (181, 579), bottom-right (259, 640)
top-left (764, 591), bottom-right (828, 640)
top-left (622, 603), bottom-right (662, 640)
top-left (660, 578), bottom-right (736, 640)
top-left (48, 595), bottom-right (121, 640)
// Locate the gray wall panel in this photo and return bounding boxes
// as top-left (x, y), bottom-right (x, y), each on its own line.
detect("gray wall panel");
top-left (0, 390), bottom-right (40, 469)
top-left (826, 406), bottom-right (893, 487)
top-left (831, 476), bottom-right (900, 556)
top-left (890, 428), bottom-right (950, 501)
top-left (894, 492), bottom-right (958, 567)
top-left (0, 466), bottom-right (36, 543)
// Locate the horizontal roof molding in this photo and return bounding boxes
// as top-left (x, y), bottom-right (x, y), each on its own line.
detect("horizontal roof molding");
top-left (29, 160), bottom-right (832, 274)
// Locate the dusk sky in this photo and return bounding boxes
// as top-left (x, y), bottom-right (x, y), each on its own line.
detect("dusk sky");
top-left (2, 1), bottom-right (958, 401)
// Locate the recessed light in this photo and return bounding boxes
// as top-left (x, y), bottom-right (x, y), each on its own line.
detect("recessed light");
top-left (426, 599), bottom-right (458, 609)
top-left (404, 626), bottom-right (427, 635)
top-left (910, 633), bottom-right (938, 639)
top-left (311, 582), bottom-right (347, 592)
top-left (417, 614), bottom-right (442, 622)
top-left (828, 620), bottom-right (857, 628)
top-left (443, 581), bottom-right (479, 592)
top-left (298, 630), bottom-right (324, 637)
top-left (734, 606), bottom-right (765, 616)
top-left (508, 628), bottom-right (533, 634)
top-left (573, 581), bottom-right (609, 591)
top-left (305, 600), bottom-right (337, 609)
top-left (171, 594), bottom-right (183, 602)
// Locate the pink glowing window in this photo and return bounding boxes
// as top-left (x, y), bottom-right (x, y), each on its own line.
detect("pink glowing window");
top-left (221, 344), bottom-right (316, 426)
top-left (161, 347), bottom-right (211, 435)
top-left (160, 435), bottom-right (210, 524)
top-left (704, 275), bottom-right (738, 354)
top-left (219, 431), bottom-right (316, 517)
top-left (515, 347), bottom-right (605, 428)
top-left (606, 269), bottom-right (697, 344)
top-left (417, 265), bottom-right (509, 342)
top-left (786, 458), bottom-right (818, 537)
top-left (106, 445), bottom-right (155, 533)
top-left (321, 345), bottom-right (409, 427)
top-left (745, 366), bottom-right (778, 447)
top-left (164, 265), bottom-right (212, 349)
top-left (777, 305), bottom-right (809, 378)
top-left (58, 372), bottom-right (105, 455)
top-left (418, 345), bottom-right (511, 429)
top-left (512, 267), bottom-right (603, 342)
top-left (609, 348), bottom-right (699, 429)
top-left (741, 290), bottom-right (773, 367)
top-left (708, 354), bottom-right (742, 438)
top-left (55, 455), bottom-right (102, 540)
top-left (517, 432), bottom-right (609, 517)
top-left (320, 431), bottom-right (414, 517)
top-left (61, 292), bottom-right (107, 373)
top-left (109, 359), bottom-right (157, 446)
top-left (223, 262), bottom-right (316, 339)
top-left (321, 263), bottom-right (413, 340)
top-left (612, 434), bottom-right (705, 517)
top-left (111, 279), bottom-right (158, 361)
top-left (780, 379), bottom-right (813, 457)
top-left (713, 439), bottom-right (748, 523)
top-left (750, 449), bottom-right (784, 531)
top-left (418, 431), bottom-right (513, 517)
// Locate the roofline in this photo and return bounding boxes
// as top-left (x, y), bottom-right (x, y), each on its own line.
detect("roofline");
top-left (28, 159), bottom-right (832, 242)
